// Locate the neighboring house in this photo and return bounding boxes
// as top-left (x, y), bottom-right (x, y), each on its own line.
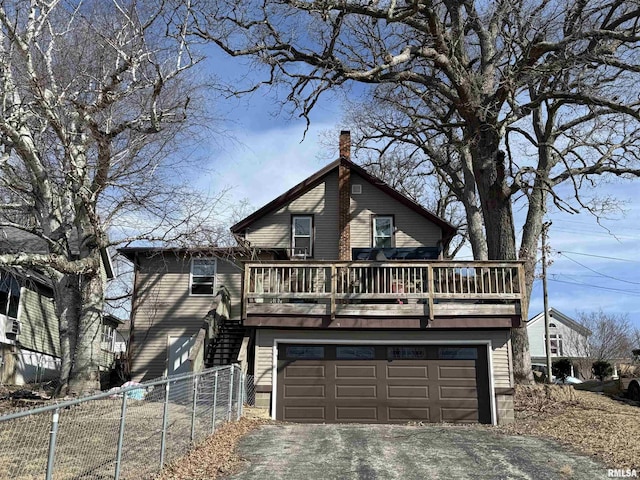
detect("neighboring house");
top-left (526, 308), bottom-right (591, 378)
top-left (121, 131), bottom-right (526, 425)
top-left (0, 227), bottom-right (118, 385)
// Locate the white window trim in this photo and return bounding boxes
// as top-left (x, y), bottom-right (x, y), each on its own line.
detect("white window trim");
top-left (271, 338), bottom-right (497, 426)
top-left (190, 258), bottom-right (217, 296)
top-left (372, 216), bottom-right (394, 248)
top-left (291, 216), bottom-right (313, 257)
top-left (547, 333), bottom-right (564, 356)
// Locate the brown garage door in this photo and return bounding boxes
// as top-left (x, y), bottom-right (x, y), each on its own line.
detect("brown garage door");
top-left (276, 344), bottom-right (491, 424)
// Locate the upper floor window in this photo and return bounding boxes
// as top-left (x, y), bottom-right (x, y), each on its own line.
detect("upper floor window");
top-left (101, 324), bottom-right (115, 351)
top-left (373, 216), bottom-right (394, 248)
top-left (291, 216), bottom-right (313, 257)
top-left (0, 273), bottom-right (20, 319)
top-left (190, 258), bottom-right (217, 295)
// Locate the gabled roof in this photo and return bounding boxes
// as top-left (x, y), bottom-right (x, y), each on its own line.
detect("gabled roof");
top-left (230, 158), bottom-right (457, 245)
top-left (527, 308), bottom-right (592, 337)
top-left (0, 226), bottom-right (114, 280)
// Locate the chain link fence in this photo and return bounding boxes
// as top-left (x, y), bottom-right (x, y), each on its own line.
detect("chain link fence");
top-left (245, 374), bottom-right (255, 406)
top-left (0, 364), bottom-right (244, 480)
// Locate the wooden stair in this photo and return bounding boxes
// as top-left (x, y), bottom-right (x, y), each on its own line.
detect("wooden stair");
top-left (206, 320), bottom-right (245, 367)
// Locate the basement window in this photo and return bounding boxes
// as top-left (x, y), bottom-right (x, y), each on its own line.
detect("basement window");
top-left (190, 258), bottom-right (217, 296)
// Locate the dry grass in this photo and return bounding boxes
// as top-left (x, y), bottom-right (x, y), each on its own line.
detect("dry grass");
top-left (156, 417), bottom-right (271, 480)
top-left (499, 385), bottom-right (640, 470)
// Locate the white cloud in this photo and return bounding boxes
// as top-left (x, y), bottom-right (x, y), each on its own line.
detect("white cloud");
top-left (201, 122), bottom-right (337, 210)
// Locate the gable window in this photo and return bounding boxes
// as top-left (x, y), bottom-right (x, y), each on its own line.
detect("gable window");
top-left (190, 258), bottom-right (216, 295)
top-left (372, 216), bottom-right (394, 248)
top-left (291, 216), bottom-right (313, 257)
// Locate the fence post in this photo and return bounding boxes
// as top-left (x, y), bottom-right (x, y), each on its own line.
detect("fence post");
top-left (160, 380), bottom-right (171, 468)
top-left (227, 366), bottom-right (234, 421)
top-left (45, 408), bottom-right (60, 480)
top-left (211, 370), bottom-right (219, 434)
top-left (114, 393), bottom-right (128, 480)
top-left (190, 375), bottom-right (199, 443)
top-left (236, 367), bottom-right (243, 420)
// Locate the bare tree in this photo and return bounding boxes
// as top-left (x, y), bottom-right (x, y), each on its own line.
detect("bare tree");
top-left (569, 310), bottom-right (634, 378)
top-left (192, 0), bottom-right (640, 383)
top-left (0, 0), bottom-right (222, 395)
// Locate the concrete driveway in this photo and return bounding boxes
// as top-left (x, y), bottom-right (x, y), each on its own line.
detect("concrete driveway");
top-left (224, 424), bottom-right (606, 480)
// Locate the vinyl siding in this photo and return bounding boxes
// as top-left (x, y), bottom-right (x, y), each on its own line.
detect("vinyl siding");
top-left (244, 171), bottom-right (339, 259)
top-left (527, 312), bottom-right (586, 359)
top-left (243, 169), bottom-right (443, 259)
top-left (350, 173), bottom-right (442, 249)
top-left (18, 287), bottom-right (118, 369)
top-left (130, 253), bottom-right (243, 381)
top-left (18, 287), bottom-right (59, 357)
top-left (254, 328), bottom-right (512, 389)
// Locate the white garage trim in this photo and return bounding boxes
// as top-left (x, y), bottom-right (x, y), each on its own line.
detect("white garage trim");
top-left (271, 338), bottom-right (497, 426)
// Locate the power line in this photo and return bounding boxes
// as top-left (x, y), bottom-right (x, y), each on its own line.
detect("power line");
top-left (548, 277), bottom-right (640, 296)
top-left (556, 250), bottom-right (640, 263)
top-left (553, 227), bottom-right (639, 240)
top-left (557, 252), bottom-right (640, 285)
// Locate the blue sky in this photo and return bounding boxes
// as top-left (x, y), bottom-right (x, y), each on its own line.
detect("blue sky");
top-left (197, 49), bottom-right (640, 331)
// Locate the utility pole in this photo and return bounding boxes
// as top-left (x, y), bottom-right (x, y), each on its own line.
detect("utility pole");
top-left (542, 221), bottom-right (553, 384)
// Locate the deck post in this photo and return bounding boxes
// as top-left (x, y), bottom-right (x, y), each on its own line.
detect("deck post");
top-left (330, 264), bottom-right (337, 319)
top-left (428, 265), bottom-right (435, 321)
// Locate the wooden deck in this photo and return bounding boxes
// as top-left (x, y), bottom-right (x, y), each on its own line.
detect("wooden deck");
top-left (243, 261), bottom-right (525, 320)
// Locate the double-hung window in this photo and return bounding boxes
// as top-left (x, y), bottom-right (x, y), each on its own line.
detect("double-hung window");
top-left (190, 258), bottom-right (217, 295)
top-left (372, 216), bottom-right (394, 248)
top-left (291, 216), bottom-right (313, 257)
top-left (101, 324), bottom-right (115, 351)
top-left (0, 273), bottom-right (20, 319)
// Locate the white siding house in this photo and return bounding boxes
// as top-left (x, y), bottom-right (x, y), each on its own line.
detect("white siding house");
top-left (526, 308), bottom-right (592, 377)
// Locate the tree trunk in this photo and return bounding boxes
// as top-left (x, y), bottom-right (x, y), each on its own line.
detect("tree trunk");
top-left (53, 274), bottom-right (81, 396)
top-left (67, 265), bottom-right (104, 395)
top-left (460, 147), bottom-right (488, 260)
top-left (469, 126), bottom-right (533, 384)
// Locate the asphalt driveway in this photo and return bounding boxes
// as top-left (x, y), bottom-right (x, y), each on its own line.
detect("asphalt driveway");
top-left (224, 424), bottom-right (607, 480)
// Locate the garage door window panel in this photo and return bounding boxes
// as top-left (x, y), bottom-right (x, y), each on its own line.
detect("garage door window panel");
top-left (285, 345), bottom-right (325, 359)
top-left (336, 346), bottom-right (375, 360)
top-left (388, 346), bottom-right (426, 360)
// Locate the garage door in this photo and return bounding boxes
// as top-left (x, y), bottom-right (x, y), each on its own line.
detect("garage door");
top-left (276, 344), bottom-right (491, 424)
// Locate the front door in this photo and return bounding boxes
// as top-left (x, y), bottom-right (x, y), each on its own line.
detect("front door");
top-left (167, 335), bottom-right (195, 377)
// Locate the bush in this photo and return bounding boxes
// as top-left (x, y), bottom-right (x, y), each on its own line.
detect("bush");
top-left (553, 358), bottom-right (573, 382)
top-left (592, 360), bottom-right (613, 381)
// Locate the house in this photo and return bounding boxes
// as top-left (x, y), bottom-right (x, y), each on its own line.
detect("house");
top-left (0, 227), bottom-right (119, 385)
top-left (526, 308), bottom-right (591, 378)
top-left (120, 131), bottom-right (525, 425)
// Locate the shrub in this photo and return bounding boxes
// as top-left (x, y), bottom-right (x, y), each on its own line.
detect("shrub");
top-left (553, 358), bottom-right (573, 382)
top-left (592, 360), bottom-right (613, 381)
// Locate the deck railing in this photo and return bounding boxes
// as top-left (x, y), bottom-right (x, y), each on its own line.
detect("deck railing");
top-left (244, 261), bottom-right (524, 319)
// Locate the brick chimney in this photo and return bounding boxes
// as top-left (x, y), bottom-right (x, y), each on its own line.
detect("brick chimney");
top-left (338, 131), bottom-right (351, 261)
